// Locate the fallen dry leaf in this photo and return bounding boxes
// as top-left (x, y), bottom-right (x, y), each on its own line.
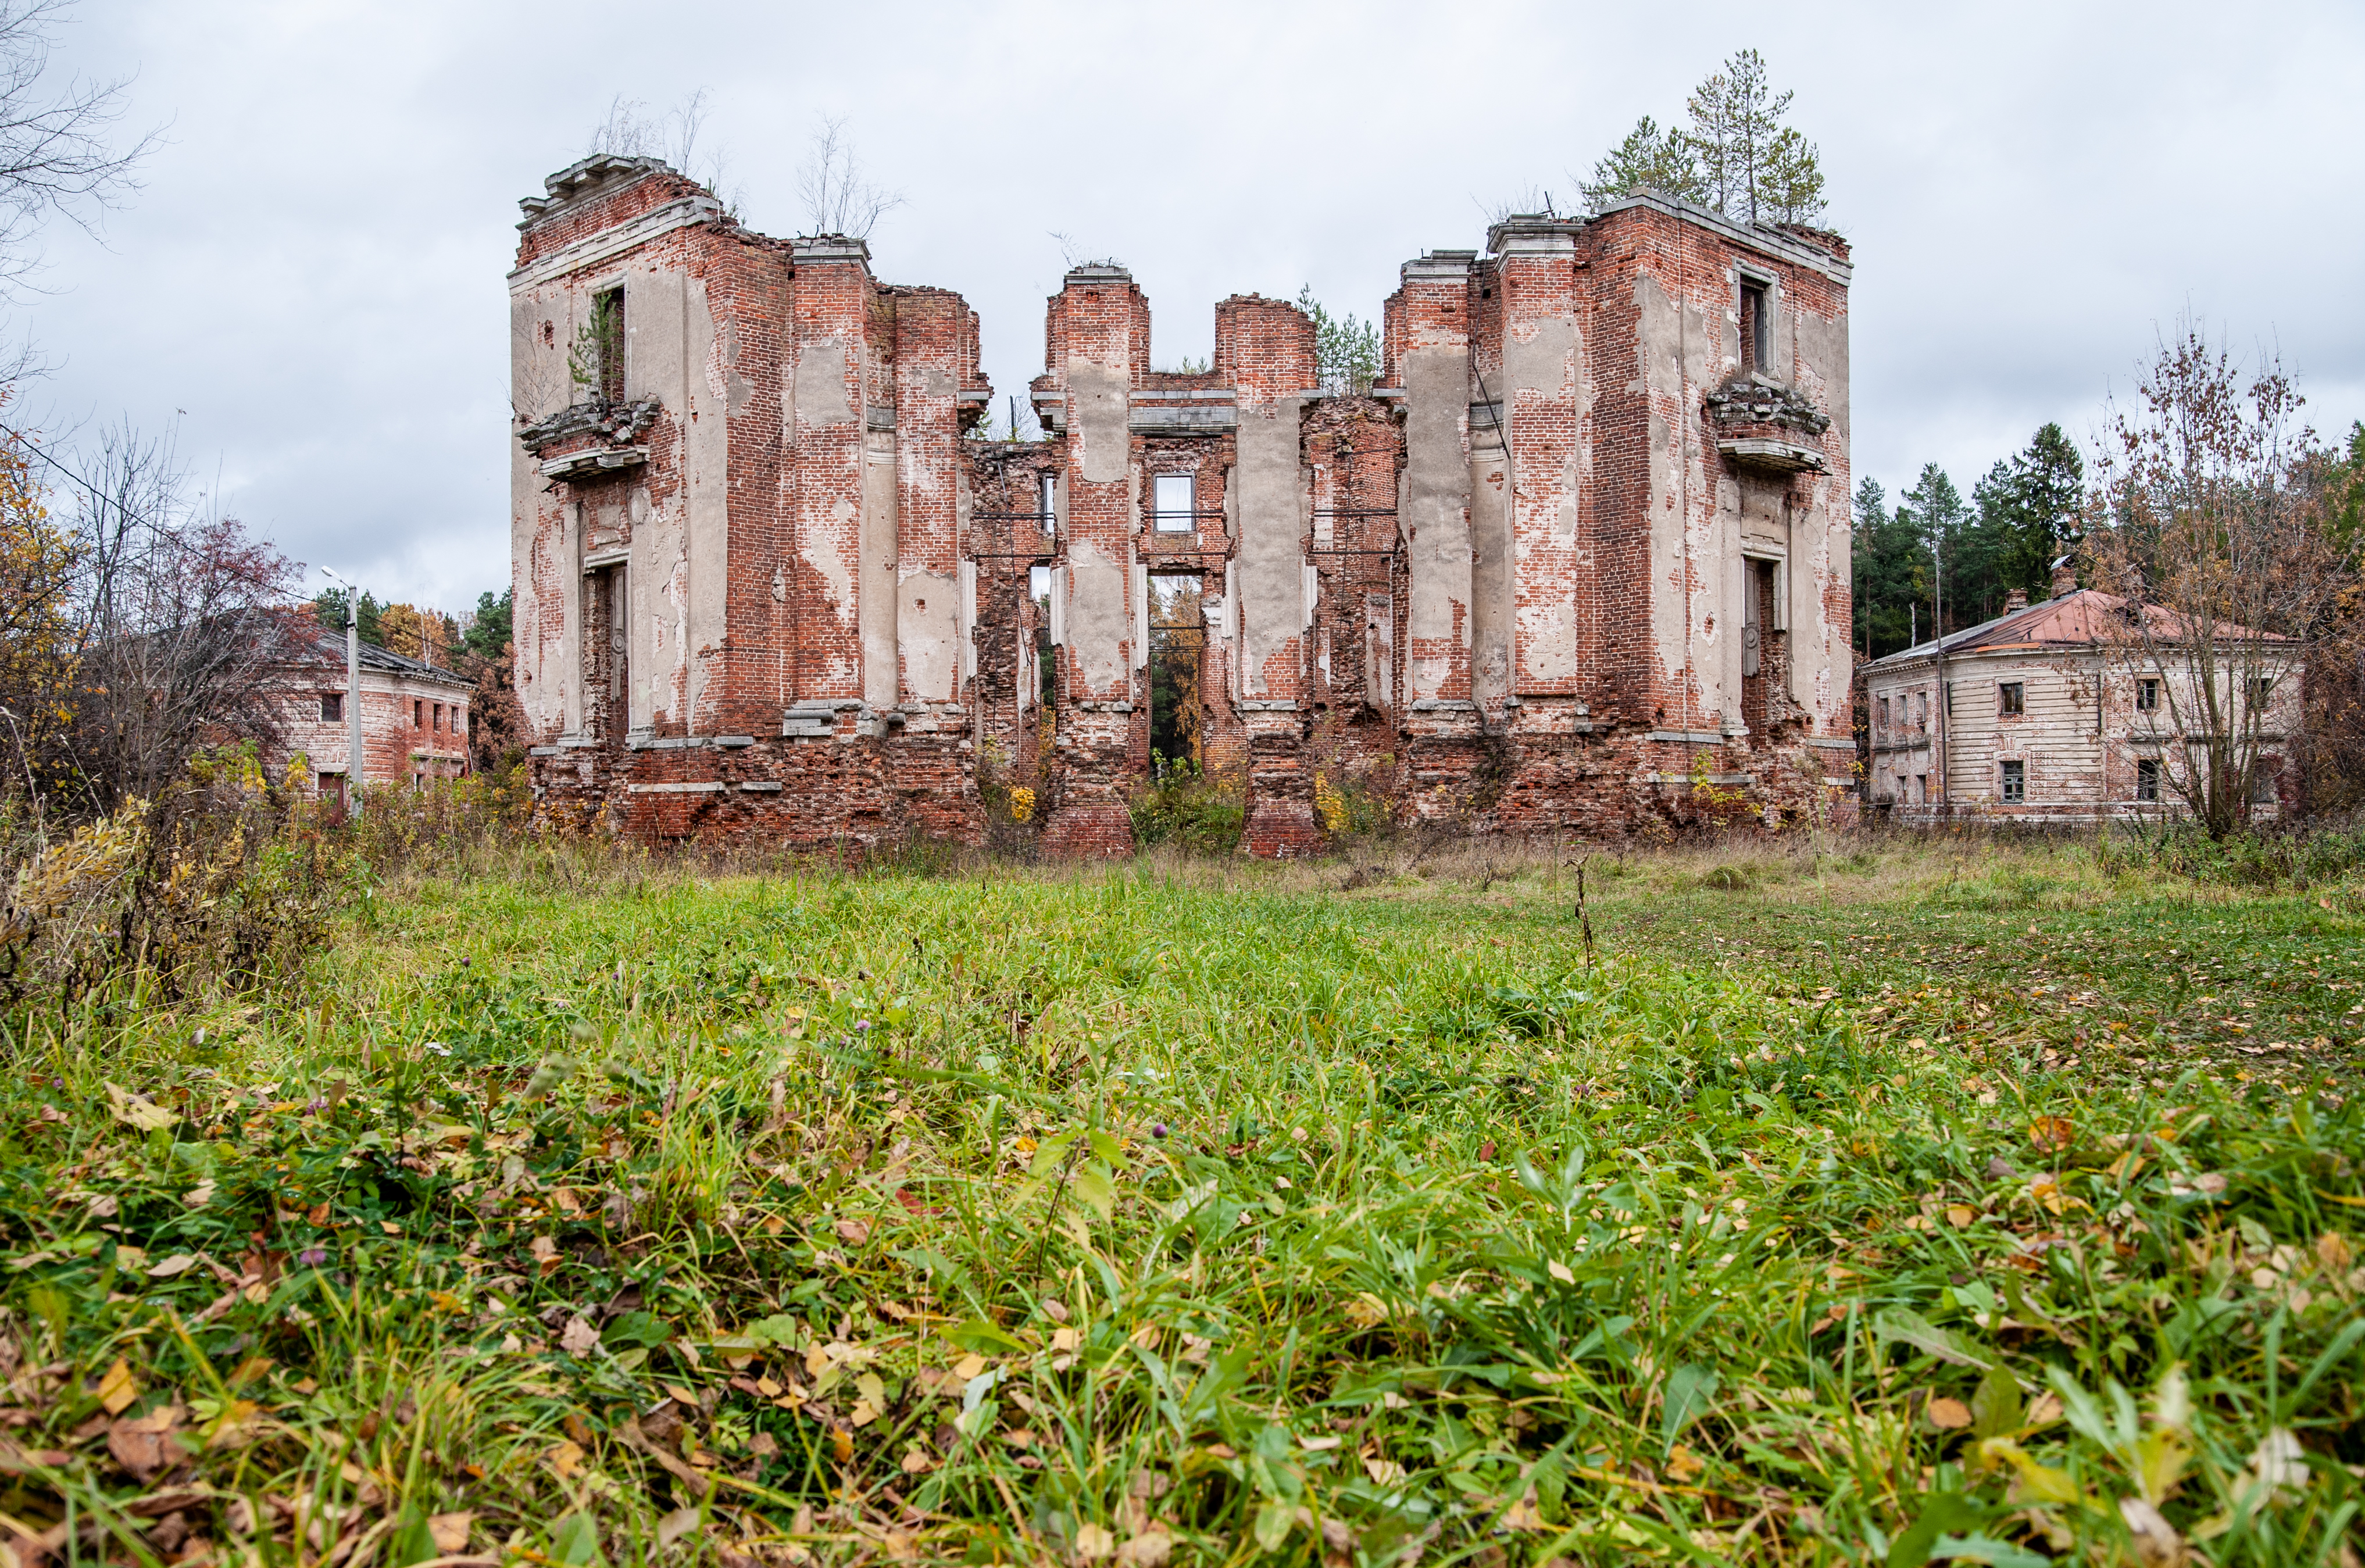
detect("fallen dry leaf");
top-left (1946, 1205), bottom-right (1977, 1229)
top-left (547, 1438), bottom-right (585, 1480)
top-left (900, 1445), bottom-right (935, 1474)
top-left (107, 1406), bottom-right (185, 1481)
top-left (147, 1254), bottom-right (198, 1279)
top-left (1665, 1445), bottom-right (1705, 1481)
top-left (96, 1359), bottom-right (138, 1416)
top-left (1927, 1396), bottom-right (1973, 1430)
top-left (833, 1217), bottom-right (871, 1245)
top-left (656, 1508), bottom-right (700, 1549)
top-left (1075, 1522), bottom-right (1115, 1560)
top-left (1116, 1531), bottom-right (1173, 1567)
top-left (429, 1512), bottom-right (474, 1552)
top-left (559, 1317), bottom-right (600, 1357)
top-left (2030, 1117), bottom-right (2074, 1153)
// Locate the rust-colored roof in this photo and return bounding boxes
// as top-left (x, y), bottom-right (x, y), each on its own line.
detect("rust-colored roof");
top-left (1864, 588), bottom-right (2282, 670)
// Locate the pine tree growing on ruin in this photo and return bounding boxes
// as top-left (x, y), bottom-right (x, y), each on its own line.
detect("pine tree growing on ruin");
top-left (1581, 50), bottom-right (1825, 226)
top-left (1295, 287), bottom-right (1380, 397)
top-left (1579, 117), bottom-right (1705, 210)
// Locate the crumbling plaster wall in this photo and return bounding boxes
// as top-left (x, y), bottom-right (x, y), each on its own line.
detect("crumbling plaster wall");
top-left (513, 158), bottom-right (1853, 853)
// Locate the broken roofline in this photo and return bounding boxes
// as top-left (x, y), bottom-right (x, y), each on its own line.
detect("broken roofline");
top-left (509, 156), bottom-right (1851, 294)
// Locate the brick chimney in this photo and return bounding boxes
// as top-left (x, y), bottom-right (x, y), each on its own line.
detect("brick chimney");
top-left (2005, 588), bottom-right (2028, 615)
top-left (2050, 561), bottom-right (2078, 598)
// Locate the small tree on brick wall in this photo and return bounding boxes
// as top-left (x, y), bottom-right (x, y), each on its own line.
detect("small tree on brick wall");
top-left (1295, 288), bottom-right (1379, 397)
top-left (2085, 324), bottom-right (2352, 838)
top-left (1579, 49), bottom-right (1825, 226)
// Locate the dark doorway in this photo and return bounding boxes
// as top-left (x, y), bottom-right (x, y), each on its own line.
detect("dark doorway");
top-left (1147, 573), bottom-right (1205, 768)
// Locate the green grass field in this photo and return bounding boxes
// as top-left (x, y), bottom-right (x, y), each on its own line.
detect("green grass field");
top-left (2, 838), bottom-right (2361, 1566)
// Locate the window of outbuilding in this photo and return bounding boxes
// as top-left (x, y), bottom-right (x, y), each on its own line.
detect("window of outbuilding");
top-left (2137, 677), bottom-right (2159, 712)
top-left (1999, 682), bottom-right (2024, 716)
top-left (2136, 759), bottom-right (2160, 802)
top-left (2000, 759), bottom-right (2025, 803)
top-left (320, 693), bottom-right (342, 722)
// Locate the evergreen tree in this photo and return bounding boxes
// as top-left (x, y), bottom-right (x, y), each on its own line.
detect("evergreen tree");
top-left (1850, 476), bottom-right (1928, 659)
top-left (1971, 423), bottom-right (2085, 606)
top-left (1584, 51), bottom-right (1826, 224)
top-left (1578, 116), bottom-right (1705, 208)
top-left (1899, 463), bottom-right (1971, 633)
top-left (1295, 287), bottom-right (1380, 395)
top-left (461, 588), bottom-right (513, 663)
top-left (312, 587), bottom-right (383, 647)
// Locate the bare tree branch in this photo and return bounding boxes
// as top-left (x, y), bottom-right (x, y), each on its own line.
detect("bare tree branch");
top-left (796, 115), bottom-right (902, 239)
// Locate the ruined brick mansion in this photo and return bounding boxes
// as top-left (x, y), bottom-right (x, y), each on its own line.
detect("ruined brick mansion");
top-left (510, 155), bottom-right (1856, 854)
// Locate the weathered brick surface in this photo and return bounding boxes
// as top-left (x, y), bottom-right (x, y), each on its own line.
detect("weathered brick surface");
top-left (510, 165), bottom-right (1855, 852)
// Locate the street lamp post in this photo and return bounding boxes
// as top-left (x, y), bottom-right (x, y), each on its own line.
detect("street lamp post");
top-left (320, 567), bottom-right (364, 817)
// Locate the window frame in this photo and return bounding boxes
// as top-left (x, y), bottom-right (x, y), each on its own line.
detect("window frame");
top-left (2135, 677), bottom-right (2159, 713)
top-left (320, 692), bottom-right (342, 723)
top-left (1152, 473), bottom-right (1196, 534)
top-left (2135, 758), bottom-right (2160, 802)
top-left (1038, 473), bottom-right (1056, 538)
top-left (2000, 759), bottom-right (2025, 804)
top-left (1999, 681), bottom-right (2024, 716)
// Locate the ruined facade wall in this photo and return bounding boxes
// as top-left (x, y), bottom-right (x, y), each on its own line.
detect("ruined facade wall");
top-left (510, 160), bottom-right (1854, 852)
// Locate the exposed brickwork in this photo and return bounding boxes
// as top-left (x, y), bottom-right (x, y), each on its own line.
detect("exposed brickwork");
top-left (510, 163), bottom-right (1855, 852)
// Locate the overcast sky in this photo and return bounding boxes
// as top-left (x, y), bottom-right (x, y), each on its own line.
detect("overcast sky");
top-left (18, 0), bottom-right (2364, 614)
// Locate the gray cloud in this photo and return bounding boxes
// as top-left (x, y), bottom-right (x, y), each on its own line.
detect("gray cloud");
top-left (18, 0), bottom-right (2362, 609)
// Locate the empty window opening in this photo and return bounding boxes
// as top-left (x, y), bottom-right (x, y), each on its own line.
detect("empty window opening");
top-left (1739, 282), bottom-right (1770, 371)
top-left (1146, 573), bottom-right (1205, 767)
top-left (413, 699), bottom-right (424, 728)
top-left (2252, 765), bottom-right (2278, 803)
top-left (2000, 759), bottom-right (2025, 804)
top-left (434, 703), bottom-right (445, 733)
top-left (1914, 773), bottom-right (1928, 803)
top-left (1153, 474), bottom-right (1196, 534)
top-left (590, 287), bottom-right (625, 403)
top-left (2251, 676), bottom-right (2274, 708)
top-left (1028, 565), bottom-right (1056, 714)
top-left (1877, 696), bottom-right (1890, 729)
top-left (1999, 681), bottom-right (2024, 715)
top-left (2136, 677), bottom-right (2159, 713)
top-left (320, 692), bottom-right (342, 723)
top-left (1038, 474), bottom-right (1057, 538)
top-left (586, 565), bottom-right (628, 736)
top-left (2136, 758), bottom-right (2160, 802)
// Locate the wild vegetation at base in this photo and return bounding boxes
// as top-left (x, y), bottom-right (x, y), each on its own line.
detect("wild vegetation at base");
top-left (0, 831), bottom-right (2360, 1567)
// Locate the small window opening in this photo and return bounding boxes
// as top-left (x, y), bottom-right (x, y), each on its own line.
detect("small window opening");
top-left (1153, 474), bottom-right (1196, 534)
top-left (413, 699), bottom-right (424, 728)
top-left (2136, 677), bottom-right (2159, 713)
top-left (2135, 758), bottom-right (2160, 802)
top-left (590, 287), bottom-right (625, 404)
top-left (1877, 696), bottom-right (1890, 728)
top-left (434, 703), bottom-right (445, 733)
top-left (2250, 676), bottom-right (2274, 708)
top-left (1038, 474), bottom-right (1056, 538)
top-left (1914, 773), bottom-right (1927, 803)
top-left (320, 692), bottom-right (342, 723)
top-left (1999, 681), bottom-right (2024, 716)
top-left (1739, 283), bottom-right (1769, 371)
top-left (2000, 759), bottom-right (2025, 804)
